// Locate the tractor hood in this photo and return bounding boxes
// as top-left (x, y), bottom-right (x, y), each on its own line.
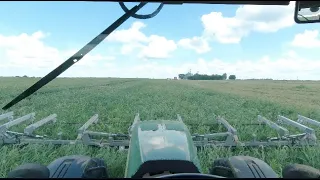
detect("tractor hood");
top-left (125, 120), bottom-right (201, 178)
top-left (138, 121), bottom-right (193, 161)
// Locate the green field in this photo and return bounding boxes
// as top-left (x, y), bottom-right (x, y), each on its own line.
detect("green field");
top-left (0, 77), bottom-right (319, 177)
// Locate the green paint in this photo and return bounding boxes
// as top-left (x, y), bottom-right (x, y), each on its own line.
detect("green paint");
top-left (125, 120), bottom-right (202, 178)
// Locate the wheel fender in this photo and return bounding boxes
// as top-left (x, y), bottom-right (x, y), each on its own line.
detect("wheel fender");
top-left (47, 155), bottom-right (108, 178)
top-left (228, 156), bottom-right (278, 178)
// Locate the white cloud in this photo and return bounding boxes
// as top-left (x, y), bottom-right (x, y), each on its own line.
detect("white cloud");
top-left (120, 42), bottom-right (144, 55)
top-left (201, 2), bottom-right (295, 43)
top-left (178, 36), bottom-right (211, 54)
top-left (108, 22), bottom-right (209, 55)
top-left (138, 35), bottom-right (176, 59)
top-left (106, 21), bottom-right (177, 59)
top-left (291, 30), bottom-right (320, 48)
top-left (2, 28), bottom-right (320, 80)
top-left (0, 31), bottom-right (115, 71)
top-left (55, 50), bottom-right (320, 80)
top-left (0, 31), bottom-right (60, 68)
top-left (106, 21), bottom-right (148, 43)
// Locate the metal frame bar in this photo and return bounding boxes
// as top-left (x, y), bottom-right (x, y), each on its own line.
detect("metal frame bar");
top-left (194, 140), bottom-right (319, 147)
top-left (0, 111), bottom-right (14, 122)
top-left (191, 116), bottom-right (239, 147)
top-left (19, 138), bottom-right (130, 147)
top-left (297, 115), bottom-right (320, 128)
top-left (257, 115), bottom-right (289, 137)
top-left (74, 114), bottom-right (130, 147)
top-left (24, 114), bottom-right (57, 135)
top-left (75, 114), bottom-right (99, 141)
top-left (277, 115), bottom-right (315, 136)
top-left (84, 131), bottom-right (129, 138)
top-left (0, 113), bottom-right (35, 133)
top-left (216, 116), bottom-right (239, 145)
top-left (0, 111), bottom-right (318, 148)
top-left (217, 116), bottom-right (237, 135)
top-left (76, 114), bottom-right (98, 141)
top-left (78, 114), bottom-right (99, 134)
top-left (193, 132), bottom-right (230, 139)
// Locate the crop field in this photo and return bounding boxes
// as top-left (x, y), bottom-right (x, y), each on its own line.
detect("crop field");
top-left (0, 77), bottom-right (319, 177)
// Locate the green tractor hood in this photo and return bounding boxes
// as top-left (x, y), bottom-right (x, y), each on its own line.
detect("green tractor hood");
top-left (125, 119), bottom-right (202, 178)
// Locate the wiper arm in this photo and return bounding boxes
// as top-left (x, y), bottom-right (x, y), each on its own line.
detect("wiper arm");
top-left (2, 3), bottom-right (147, 110)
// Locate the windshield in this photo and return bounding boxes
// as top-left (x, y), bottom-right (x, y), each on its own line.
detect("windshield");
top-left (0, 1), bottom-right (319, 178)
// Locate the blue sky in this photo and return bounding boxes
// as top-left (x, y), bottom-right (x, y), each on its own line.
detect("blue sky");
top-left (0, 1), bottom-right (320, 79)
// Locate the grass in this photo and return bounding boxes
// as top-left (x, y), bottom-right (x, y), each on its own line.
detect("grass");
top-left (0, 77), bottom-right (319, 177)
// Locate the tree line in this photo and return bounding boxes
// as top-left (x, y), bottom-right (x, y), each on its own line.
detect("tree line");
top-left (178, 72), bottom-right (236, 80)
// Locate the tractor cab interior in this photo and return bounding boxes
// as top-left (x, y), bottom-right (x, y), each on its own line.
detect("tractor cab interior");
top-left (3, 0), bottom-right (320, 179)
top-left (133, 160), bottom-right (200, 178)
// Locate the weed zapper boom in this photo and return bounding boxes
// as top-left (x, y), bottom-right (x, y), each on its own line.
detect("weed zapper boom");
top-left (0, 111), bottom-right (318, 148)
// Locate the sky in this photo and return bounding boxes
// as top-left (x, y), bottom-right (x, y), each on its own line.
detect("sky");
top-left (0, 1), bottom-right (320, 80)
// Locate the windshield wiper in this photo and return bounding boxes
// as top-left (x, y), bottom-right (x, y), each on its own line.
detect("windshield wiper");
top-left (2, 3), bottom-right (148, 110)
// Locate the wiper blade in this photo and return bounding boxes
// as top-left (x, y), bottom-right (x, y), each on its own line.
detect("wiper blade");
top-left (2, 3), bottom-right (146, 110)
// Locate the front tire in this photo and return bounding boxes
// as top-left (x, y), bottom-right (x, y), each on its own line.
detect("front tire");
top-left (7, 163), bottom-right (50, 178)
top-left (209, 158), bottom-right (234, 178)
top-left (47, 155), bottom-right (109, 178)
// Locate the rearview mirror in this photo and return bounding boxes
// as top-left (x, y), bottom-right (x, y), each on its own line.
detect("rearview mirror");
top-left (294, 1), bottom-right (320, 24)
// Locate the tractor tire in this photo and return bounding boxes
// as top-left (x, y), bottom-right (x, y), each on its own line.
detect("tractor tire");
top-left (282, 164), bottom-right (320, 178)
top-left (83, 157), bottom-right (109, 179)
top-left (211, 156), bottom-right (279, 178)
top-left (48, 155), bottom-right (109, 178)
top-left (7, 163), bottom-right (50, 178)
top-left (209, 158), bottom-right (234, 178)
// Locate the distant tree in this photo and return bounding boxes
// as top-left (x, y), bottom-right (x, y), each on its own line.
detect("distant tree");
top-left (222, 73), bottom-right (227, 80)
top-left (229, 75), bottom-right (236, 80)
top-left (178, 72), bottom-right (236, 81)
top-left (23, 75), bottom-right (28, 78)
top-left (178, 74), bottom-right (186, 79)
